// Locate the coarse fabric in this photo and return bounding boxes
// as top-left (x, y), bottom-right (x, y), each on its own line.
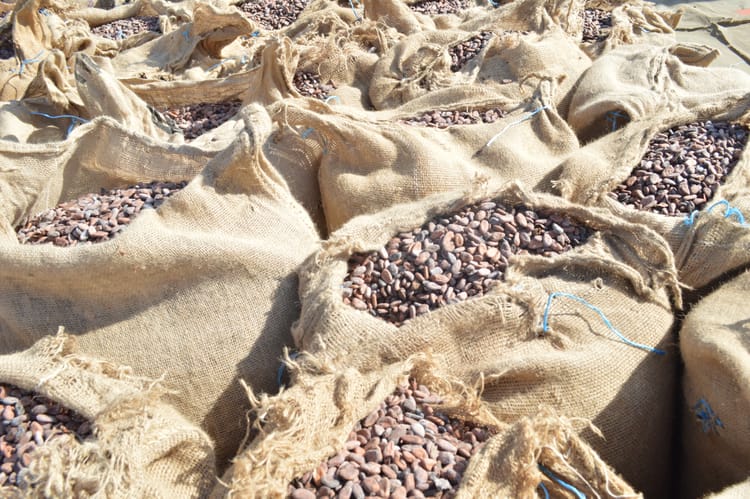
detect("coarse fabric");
top-left (456, 407), bottom-right (640, 498)
top-left (292, 182), bottom-right (680, 496)
top-left (214, 358), bottom-right (641, 498)
top-left (577, 0), bottom-right (682, 58)
top-left (680, 271), bottom-right (750, 498)
top-left (0, 333), bottom-right (216, 498)
top-left (103, 3), bottom-right (256, 81)
top-left (272, 79), bottom-right (579, 232)
top-left (566, 43), bottom-right (750, 142)
top-left (554, 98), bottom-right (750, 290)
top-left (212, 355), bottom-right (502, 498)
top-left (0, 105), bottom-right (320, 469)
top-left (368, 26), bottom-right (590, 113)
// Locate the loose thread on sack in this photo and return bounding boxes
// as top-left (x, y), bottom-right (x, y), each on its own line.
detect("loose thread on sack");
top-left (11, 50), bottom-right (45, 75)
top-left (348, 0), bottom-right (362, 21)
top-left (538, 464), bottom-right (586, 499)
top-left (605, 110), bottom-right (628, 132)
top-left (684, 199), bottom-right (749, 227)
top-left (482, 105), bottom-right (550, 150)
top-left (29, 111), bottom-right (89, 137)
top-left (692, 398), bottom-right (724, 434)
top-left (542, 292), bottom-right (666, 355)
top-left (324, 95), bottom-right (341, 105)
top-left (276, 351), bottom-right (300, 388)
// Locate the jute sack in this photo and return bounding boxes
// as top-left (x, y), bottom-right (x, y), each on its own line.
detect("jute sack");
top-left (215, 356), bottom-right (641, 497)
top-left (577, 0), bottom-right (682, 59)
top-left (455, 0), bottom-right (581, 33)
top-left (0, 106), bottom-right (320, 468)
top-left (0, 333), bottom-right (215, 498)
top-left (121, 36), bottom-right (299, 111)
top-left (292, 182), bottom-right (679, 496)
top-left (456, 407), bottom-right (640, 498)
top-left (679, 271), bottom-right (750, 498)
top-left (554, 99), bottom-right (750, 290)
top-left (271, 79), bottom-right (579, 232)
top-left (104, 3), bottom-right (256, 81)
top-left (566, 43), bottom-right (750, 142)
top-left (212, 355), bottom-right (502, 497)
top-left (368, 25), bottom-right (590, 112)
top-left (293, 21), bottom-right (398, 110)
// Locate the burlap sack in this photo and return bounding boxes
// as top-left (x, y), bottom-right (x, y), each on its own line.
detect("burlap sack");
top-left (577, 0), bottom-right (682, 59)
top-left (215, 355), bottom-right (643, 498)
top-left (566, 43), bottom-right (750, 142)
top-left (0, 106), bottom-right (320, 468)
top-left (293, 21), bottom-right (395, 110)
top-left (456, 407), bottom-right (640, 498)
top-left (104, 3), bottom-right (256, 81)
top-left (271, 80), bottom-right (578, 232)
top-left (0, 333), bottom-right (215, 498)
top-left (554, 99), bottom-right (750, 290)
top-left (212, 355), bottom-right (503, 498)
top-left (456, 0), bottom-right (581, 34)
top-left (292, 182), bottom-right (679, 496)
top-left (368, 25), bottom-right (590, 113)
top-left (680, 271), bottom-right (750, 498)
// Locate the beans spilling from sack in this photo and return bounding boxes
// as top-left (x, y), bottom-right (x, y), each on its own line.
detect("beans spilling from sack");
top-left (16, 181), bottom-right (187, 247)
top-left (0, 384), bottom-right (92, 488)
top-left (581, 8), bottom-right (612, 43)
top-left (449, 32), bottom-right (492, 72)
top-left (409, 0), bottom-right (469, 16)
top-left (160, 100), bottom-right (243, 140)
top-left (239, 0), bottom-right (310, 30)
top-left (343, 200), bottom-right (593, 326)
top-left (399, 108), bottom-right (508, 128)
top-left (90, 16), bottom-right (160, 40)
top-left (289, 379), bottom-right (494, 499)
top-left (293, 71), bottom-right (334, 100)
top-left (609, 120), bottom-right (749, 216)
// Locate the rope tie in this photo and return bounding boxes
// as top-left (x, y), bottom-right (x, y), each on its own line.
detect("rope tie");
top-left (542, 292), bottom-right (666, 355)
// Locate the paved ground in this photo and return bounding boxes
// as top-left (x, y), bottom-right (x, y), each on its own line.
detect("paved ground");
top-left (653, 0), bottom-right (750, 73)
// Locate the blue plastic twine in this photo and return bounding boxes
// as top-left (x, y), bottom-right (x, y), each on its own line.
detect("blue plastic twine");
top-left (684, 199), bottom-right (748, 227)
top-left (11, 50), bottom-right (45, 75)
top-left (489, 0), bottom-right (500, 6)
top-left (538, 464), bottom-right (586, 499)
top-left (484, 105), bottom-right (549, 148)
top-left (542, 292), bottom-right (666, 355)
top-left (605, 110), bottom-right (628, 132)
top-left (348, 0), bottom-right (362, 21)
top-left (29, 111), bottom-right (89, 137)
top-left (324, 95), bottom-right (341, 105)
top-left (276, 351), bottom-right (300, 388)
top-left (538, 482), bottom-right (551, 499)
top-left (693, 398), bottom-right (724, 434)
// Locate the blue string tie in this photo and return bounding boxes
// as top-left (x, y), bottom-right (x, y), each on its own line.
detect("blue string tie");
top-left (605, 110), bottom-right (628, 132)
top-left (538, 482), bottom-right (551, 499)
top-left (693, 398), bottom-right (724, 434)
top-left (538, 464), bottom-right (586, 499)
top-left (542, 292), bottom-right (666, 355)
top-left (324, 95), bottom-right (341, 105)
top-left (251, 30), bottom-right (260, 37)
top-left (489, 0), bottom-right (500, 6)
top-left (276, 351), bottom-right (300, 388)
top-left (29, 111), bottom-right (90, 137)
top-left (684, 199), bottom-right (749, 227)
top-left (11, 50), bottom-right (45, 75)
top-left (483, 105), bottom-right (549, 149)
top-left (348, 0), bottom-right (362, 21)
